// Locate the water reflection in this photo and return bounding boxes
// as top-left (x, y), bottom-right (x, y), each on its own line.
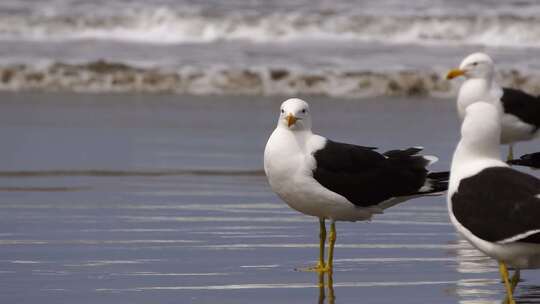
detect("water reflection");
top-left (515, 285), bottom-right (540, 304)
top-left (455, 239), bottom-right (497, 274)
top-left (453, 239), bottom-right (540, 303)
top-left (453, 239), bottom-right (502, 304)
top-left (317, 272), bottom-right (335, 304)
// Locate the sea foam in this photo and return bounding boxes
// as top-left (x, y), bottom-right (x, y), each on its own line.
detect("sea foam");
top-left (1, 9), bottom-right (540, 47)
top-left (0, 61), bottom-right (539, 97)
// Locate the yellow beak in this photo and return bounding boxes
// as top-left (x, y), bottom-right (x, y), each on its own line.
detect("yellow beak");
top-left (286, 113), bottom-right (298, 127)
top-left (446, 68), bottom-right (466, 79)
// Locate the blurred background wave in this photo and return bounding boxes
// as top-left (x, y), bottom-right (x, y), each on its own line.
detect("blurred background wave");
top-left (0, 0), bottom-right (539, 97)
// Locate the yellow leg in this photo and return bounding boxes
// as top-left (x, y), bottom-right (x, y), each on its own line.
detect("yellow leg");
top-left (510, 269), bottom-right (520, 292)
top-left (317, 272), bottom-right (325, 304)
top-left (327, 221), bottom-right (336, 272)
top-left (317, 270), bottom-right (335, 304)
top-left (499, 262), bottom-right (516, 304)
top-left (317, 218), bottom-right (327, 270)
top-left (300, 218), bottom-right (329, 272)
top-left (327, 270), bottom-right (335, 304)
top-left (507, 145), bottom-right (514, 163)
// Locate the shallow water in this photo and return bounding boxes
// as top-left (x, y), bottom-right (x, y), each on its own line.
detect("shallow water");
top-left (0, 92), bottom-right (539, 303)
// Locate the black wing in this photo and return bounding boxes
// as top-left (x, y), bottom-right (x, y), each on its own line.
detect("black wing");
top-left (501, 88), bottom-right (540, 131)
top-left (312, 140), bottom-right (435, 207)
top-left (451, 167), bottom-right (540, 244)
top-left (508, 152), bottom-right (540, 169)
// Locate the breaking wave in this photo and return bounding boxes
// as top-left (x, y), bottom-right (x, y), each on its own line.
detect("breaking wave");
top-left (1, 8), bottom-right (540, 47)
top-left (1, 60), bottom-right (539, 97)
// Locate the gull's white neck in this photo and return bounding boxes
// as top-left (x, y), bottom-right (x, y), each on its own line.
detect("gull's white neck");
top-left (448, 132), bottom-right (506, 194)
top-left (264, 125), bottom-right (326, 187)
top-left (457, 76), bottom-right (505, 121)
top-left (275, 126), bottom-right (313, 150)
top-left (264, 126), bottom-right (315, 171)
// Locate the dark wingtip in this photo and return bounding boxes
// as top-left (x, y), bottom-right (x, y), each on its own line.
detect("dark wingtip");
top-left (508, 152), bottom-right (540, 169)
top-left (427, 171), bottom-right (450, 180)
top-left (383, 147), bottom-right (423, 158)
top-left (431, 181), bottom-right (449, 192)
top-left (426, 171), bottom-right (450, 193)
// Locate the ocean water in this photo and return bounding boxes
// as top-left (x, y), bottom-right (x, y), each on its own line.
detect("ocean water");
top-left (0, 0), bottom-right (538, 96)
top-left (2, 2), bottom-right (540, 303)
top-left (1, 92), bottom-right (540, 303)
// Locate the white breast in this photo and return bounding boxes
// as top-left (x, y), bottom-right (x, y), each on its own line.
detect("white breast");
top-left (264, 129), bottom-right (375, 221)
top-left (457, 79), bottom-right (536, 143)
top-left (500, 113), bottom-right (538, 144)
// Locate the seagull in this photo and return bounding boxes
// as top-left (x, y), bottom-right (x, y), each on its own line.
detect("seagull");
top-left (446, 52), bottom-right (540, 161)
top-left (264, 98), bottom-right (449, 273)
top-left (448, 101), bottom-right (540, 304)
top-left (509, 152), bottom-right (540, 169)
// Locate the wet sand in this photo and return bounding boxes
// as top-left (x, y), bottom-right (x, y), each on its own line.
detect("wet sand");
top-left (0, 92), bottom-right (539, 303)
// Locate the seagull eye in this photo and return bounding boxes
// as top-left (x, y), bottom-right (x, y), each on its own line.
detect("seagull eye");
top-left (281, 109), bottom-right (284, 113)
top-left (301, 109), bottom-right (306, 114)
top-left (472, 62), bottom-right (478, 66)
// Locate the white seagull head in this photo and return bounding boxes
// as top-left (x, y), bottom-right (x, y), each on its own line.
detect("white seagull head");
top-left (460, 102), bottom-right (501, 154)
top-left (277, 98), bottom-right (312, 131)
top-left (447, 52), bottom-right (495, 81)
